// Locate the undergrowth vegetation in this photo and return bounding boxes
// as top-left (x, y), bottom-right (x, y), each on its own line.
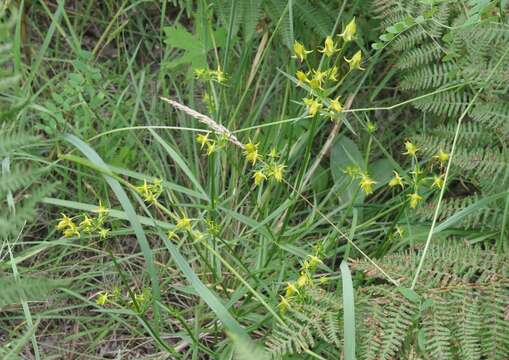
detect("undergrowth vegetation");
top-left (0, 0), bottom-right (508, 359)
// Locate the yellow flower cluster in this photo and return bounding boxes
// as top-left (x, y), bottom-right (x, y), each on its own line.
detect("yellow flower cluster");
top-left (278, 245), bottom-right (325, 313)
top-left (135, 179), bottom-right (163, 204)
top-left (57, 202), bottom-right (110, 239)
top-left (194, 66), bottom-right (227, 83)
top-left (292, 18), bottom-right (364, 121)
top-left (388, 141), bottom-right (451, 209)
top-left (96, 286), bottom-right (151, 314)
top-left (241, 141), bottom-right (286, 187)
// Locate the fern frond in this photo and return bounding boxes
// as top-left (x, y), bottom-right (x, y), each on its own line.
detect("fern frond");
top-left (413, 91), bottom-right (471, 116)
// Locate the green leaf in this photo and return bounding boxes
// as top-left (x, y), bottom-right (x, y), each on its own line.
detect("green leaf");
top-left (397, 287), bottom-right (421, 304)
top-left (340, 261), bottom-right (356, 360)
top-left (371, 42), bottom-right (384, 50)
top-left (371, 158), bottom-right (395, 190)
top-left (163, 24), bottom-right (229, 71)
top-left (229, 332), bottom-right (270, 360)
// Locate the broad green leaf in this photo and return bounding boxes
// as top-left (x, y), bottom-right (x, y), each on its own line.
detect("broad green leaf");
top-left (340, 261), bottom-right (356, 360)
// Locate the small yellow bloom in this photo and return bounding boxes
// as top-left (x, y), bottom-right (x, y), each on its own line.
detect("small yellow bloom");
top-left (296, 70), bottom-right (309, 83)
top-left (244, 141), bottom-right (258, 154)
top-left (360, 173), bottom-right (377, 195)
top-left (176, 216), bottom-right (192, 231)
top-left (245, 150), bottom-right (261, 165)
top-left (297, 272), bottom-right (311, 288)
top-left (319, 276), bottom-right (328, 284)
top-left (432, 174), bottom-right (445, 189)
top-left (285, 282), bottom-right (298, 297)
top-left (293, 41), bottom-right (312, 62)
top-left (307, 78), bottom-right (323, 91)
top-left (253, 170), bottom-right (267, 186)
top-left (345, 50), bottom-right (364, 71)
top-left (329, 96), bottom-right (343, 113)
top-left (366, 121), bottom-right (377, 133)
top-left (307, 255), bottom-right (322, 269)
top-left (388, 171), bottom-right (405, 188)
top-left (63, 224), bottom-right (80, 238)
top-left (98, 227), bottom-right (110, 239)
top-left (196, 133), bottom-right (210, 149)
top-left (79, 215), bottom-right (94, 233)
top-left (94, 201), bottom-right (109, 216)
top-left (211, 66), bottom-right (226, 83)
top-left (303, 97), bottom-right (322, 116)
top-left (96, 292), bottom-right (108, 306)
top-left (403, 141), bottom-right (419, 157)
top-left (278, 295), bottom-right (291, 312)
top-left (194, 68), bottom-right (207, 78)
top-left (312, 69), bottom-right (328, 83)
top-left (57, 214), bottom-right (74, 230)
top-left (206, 141), bottom-right (217, 155)
top-left (339, 18), bottom-right (357, 42)
top-left (319, 36), bottom-right (339, 57)
top-left (269, 163), bottom-right (286, 182)
top-left (408, 192), bottom-right (423, 208)
top-left (433, 149), bottom-right (449, 166)
top-left (327, 66), bottom-right (339, 81)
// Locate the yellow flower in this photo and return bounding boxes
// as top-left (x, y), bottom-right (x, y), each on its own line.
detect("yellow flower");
top-left (296, 70), bottom-right (309, 83)
top-left (63, 224), bottom-right (80, 238)
top-left (319, 276), bottom-right (329, 284)
top-left (211, 66), bottom-right (226, 83)
top-left (269, 163), bottom-right (286, 182)
top-left (403, 141), bottom-right (418, 157)
top-left (244, 142), bottom-right (261, 165)
top-left (196, 133), bottom-right (210, 149)
top-left (245, 151), bottom-right (261, 165)
top-left (176, 216), bottom-right (192, 231)
top-left (345, 50), bottom-right (364, 71)
top-left (360, 173), bottom-right (377, 194)
top-left (366, 121), bottom-right (377, 133)
top-left (253, 170), bottom-right (267, 186)
top-left (297, 272), bottom-right (311, 288)
top-left (94, 201), bottom-right (109, 216)
top-left (293, 41), bottom-right (312, 62)
top-left (339, 17), bottom-right (357, 42)
top-left (408, 192), bottom-right (423, 208)
top-left (433, 149), bottom-right (449, 166)
top-left (96, 292), bottom-right (108, 306)
top-left (388, 171), bottom-right (405, 188)
top-left (307, 78), bottom-right (323, 91)
top-left (136, 180), bottom-right (151, 197)
top-left (327, 66), bottom-right (339, 81)
top-left (312, 69), bottom-right (328, 83)
top-left (319, 36), bottom-right (339, 57)
top-left (307, 255), bottom-right (322, 269)
top-left (432, 174), bottom-right (445, 189)
top-left (285, 282), bottom-right (298, 297)
top-left (303, 97), bottom-right (322, 116)
top-left (79, 215), bottom-right (94, 233)
top-left (98, 227), bottom-right (110, 239)
top-left (206, 141), bottom-right (217, 155)
top-left (194, 68), bottom-right (207, 78)
top-left (329, 96), bottom-right (343, 113)
top-left (278, 295), bottom-right (291, 312)
top-left (57, 213), bottom-right (74, 231)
